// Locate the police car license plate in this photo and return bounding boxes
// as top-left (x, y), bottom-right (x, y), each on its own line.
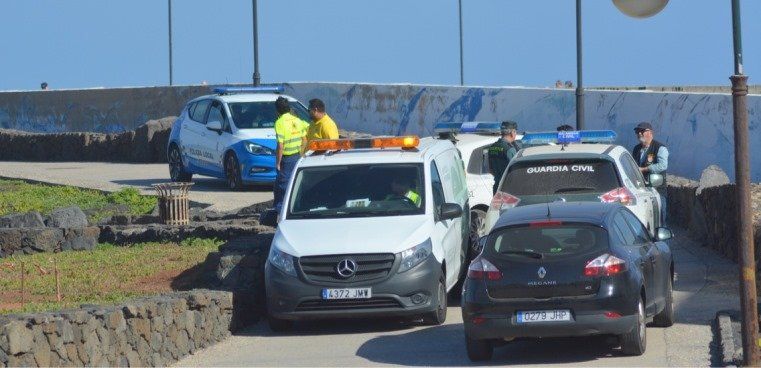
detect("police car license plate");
top-left (322, 288), bottom-right (372, 300)
top-left (517, 310), bottom-right (571, 323)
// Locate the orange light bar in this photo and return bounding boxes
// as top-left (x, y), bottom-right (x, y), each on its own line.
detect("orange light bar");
top-left (307, 136), bottom-right (420, 151)
top-left (308, 139), bottom-right (354, 151)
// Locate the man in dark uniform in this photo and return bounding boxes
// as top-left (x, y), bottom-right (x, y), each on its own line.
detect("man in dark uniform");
top-left (632, 121), bottom-right (669, 224)
top-left (488, 121), bottom-right (522, 194)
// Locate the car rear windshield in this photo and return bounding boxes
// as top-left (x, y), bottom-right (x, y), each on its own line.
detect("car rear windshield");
top-left (488, 223), bottom-right (608, 259)
top-left (288, 163), bottom-right (425, 219)
top-left (500, 159), bottom-right (620, 195)
top-left (228, 101), bottom-right (310, 129)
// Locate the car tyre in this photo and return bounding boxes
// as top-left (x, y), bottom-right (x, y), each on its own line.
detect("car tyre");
top-left (168, 144), bottom-right (192, 182)
top-left (423, 275), bottom-right (447, 325)
top-left (653, 276), bottom-right (675, 327)
top-left (469, 209), bottom-right (487, 259)
top-left (267, 315), bottom-right (293, 333)
top-left (466, 336), bottom-right (493, 362)
top-left (619, 297), bottom-right (647, 356)
top-left (225, 153), bottom-right (244, 191)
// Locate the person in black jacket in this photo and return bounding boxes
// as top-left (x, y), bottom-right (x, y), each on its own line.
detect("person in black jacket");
top-left (632, 122), bottom-right (669, 225)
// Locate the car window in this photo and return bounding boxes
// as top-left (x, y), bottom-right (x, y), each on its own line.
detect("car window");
top-left (612, 214), bottom-right (637, 246)
top-left (287, 163), bottom-right (425, 219)
top-left (489, 223), bottom-right (608, 259)
top-left (430, 162), bottom-right (446, 209)
top-left (448, 151), bottom-right (467, 199)
top-left (467, 145), bottom-right (490, 174)
top-left (190, 99), bottom-right (211, 123)
top-left (501, 158), bottom-right (621, 195)
top-left (621, 209), bottom-right (650, 243)
top-left (207, 101), bottom-right (227, 128)
top-left (229, 101), bottom-right (310, 129)
top-left (619, 152), bottom-right (645, 189)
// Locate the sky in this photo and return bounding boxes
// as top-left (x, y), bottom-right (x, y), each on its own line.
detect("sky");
top-left (0, 0), bottom-right (759, 91)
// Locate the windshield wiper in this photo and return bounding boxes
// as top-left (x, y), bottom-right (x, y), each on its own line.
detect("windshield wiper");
top-left (501, 250), bottom-right (544, 259)
top-left (554, 187), bottom-right (596, 194)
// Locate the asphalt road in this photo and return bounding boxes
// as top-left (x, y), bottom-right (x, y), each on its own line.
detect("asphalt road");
top-left (0, 161), bottom-right (273, 212)
top-left (177, 233), bottom-right (738, 367)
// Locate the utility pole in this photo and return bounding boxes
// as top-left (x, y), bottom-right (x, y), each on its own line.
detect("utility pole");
top-left (252, 0), bottom-right (261, 86)
top-left (575, 0), bottom-right (584, 130)
top-left (168, 0), bottom-right (173, 86)
top-left (458, 0), bottom-right (464, 86)
top-left (730, 0), bottom-right (758, 365)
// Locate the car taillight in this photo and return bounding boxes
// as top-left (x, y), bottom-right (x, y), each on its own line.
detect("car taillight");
top-left (467, 257), bottom-right (502, 280)
top-left (584, 253), bottom-right (627, 277)
top-left (599, 187), bottom-right (637, 205)
top-left (490, 191), bottom-right (520, 212)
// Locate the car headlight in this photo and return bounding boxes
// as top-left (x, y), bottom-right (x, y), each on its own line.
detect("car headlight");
top-left (245, 142), bottom-right (274, 155)
top-left (397, 239), bottom-right (432, 273)
top-left (268, 246), bottom-right (297, 277)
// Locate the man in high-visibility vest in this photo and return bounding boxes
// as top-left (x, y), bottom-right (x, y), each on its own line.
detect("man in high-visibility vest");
top-left (306, 98), bottom-right (339, 143)
top-left (385, 176), bottom-right (421, 207)
top-left (273, 96), bottom-right (307, 214)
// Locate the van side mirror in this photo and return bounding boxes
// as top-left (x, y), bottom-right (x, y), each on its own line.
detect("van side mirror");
top-left (207, 120), bottom-right (223, 133)
top-left (439, 203), bottom-right (463, 221)
top-left (648, 173), bottom-right (664, 187)
top-left (655, 227), bottom-right (673, 241)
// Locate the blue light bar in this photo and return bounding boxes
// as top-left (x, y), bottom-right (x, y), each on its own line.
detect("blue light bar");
top-left (434, 121), bottom-right (502, 135)
top-left (212, 86), bottom-right (284, 95)
top-left (521, 130), bottom-right (617, 145)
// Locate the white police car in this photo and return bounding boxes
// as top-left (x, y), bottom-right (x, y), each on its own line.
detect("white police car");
top-left (167, 86), bottom-right (310, 189)
top-left (484, 130), bottom-right (664, 236)
top-left (434, 122), bottom-right (524, 259)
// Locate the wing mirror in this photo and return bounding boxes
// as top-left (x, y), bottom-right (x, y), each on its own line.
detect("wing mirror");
top-left (206, 120), bottom-right (223, 133)
top-left (648, 173), bottom-right (664, 187)
top-left (439, 203), bottom-right (463, 221)
top-left (655, 227), bottom-right (673, 241)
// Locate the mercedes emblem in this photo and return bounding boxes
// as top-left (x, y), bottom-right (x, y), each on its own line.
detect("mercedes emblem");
top-left (336, 259), bottom-right (358, 278)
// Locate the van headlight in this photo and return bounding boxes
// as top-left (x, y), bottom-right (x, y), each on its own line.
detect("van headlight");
top-left (268, 246), bottom-right (297, 277)
top-left (245, 142), bottom-right (274, 155)
top-left (397, 239), bottom-right (432, 273)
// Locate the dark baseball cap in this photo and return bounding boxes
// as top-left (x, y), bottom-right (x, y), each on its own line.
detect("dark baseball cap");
top-left (500, 120), bottom-right (518, 132)
top-left (634, 122), bottom-right (653, 132)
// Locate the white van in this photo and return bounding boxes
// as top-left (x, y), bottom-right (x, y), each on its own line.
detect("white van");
top-left (265, 136), bottom-right (470, 331)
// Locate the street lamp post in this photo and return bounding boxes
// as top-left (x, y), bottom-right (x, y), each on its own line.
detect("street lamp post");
top-left (729, 0), bottom-right (758, 365)
top-left (252, 0), bottom-right (261, 86)
top-left (612, 0), bottom-right (757, 364)
top-left (458, 0), bottom-right (464, 86)
top-left (168, 0), bottom-right (173, 86)
top-left (575, 0), bottom-right (584, 130)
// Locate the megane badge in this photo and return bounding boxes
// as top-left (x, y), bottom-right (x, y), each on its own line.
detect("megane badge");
top-left (538, 267), bottom-right (547, 279)
top-left (336, 259), bottom-right (358, 278)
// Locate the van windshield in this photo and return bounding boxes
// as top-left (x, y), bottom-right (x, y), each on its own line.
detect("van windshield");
top-left (228, 101), bottom-right (310, 129)
top-left (288, 164), bottom-right (426, 219)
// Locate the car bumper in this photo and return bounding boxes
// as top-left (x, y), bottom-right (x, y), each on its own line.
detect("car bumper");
top-left (463, 311), bottom-right (637, 340)
top-left (266, 256), bottom-right (442, 321)
top-left (239, 154), bottom-right (276, 184)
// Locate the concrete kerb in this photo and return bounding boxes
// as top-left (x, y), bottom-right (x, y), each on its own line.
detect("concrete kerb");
top-left (715, 311), bottom-right (740, 367)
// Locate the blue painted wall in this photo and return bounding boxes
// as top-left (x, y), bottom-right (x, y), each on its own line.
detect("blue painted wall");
top-left (1, 83), bottom-right (759, 181)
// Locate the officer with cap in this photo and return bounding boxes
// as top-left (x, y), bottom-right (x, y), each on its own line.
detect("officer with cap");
top-left (632, 121), bottom-right (669, 223)
top-left (488, 120), bottom-right (522, 194)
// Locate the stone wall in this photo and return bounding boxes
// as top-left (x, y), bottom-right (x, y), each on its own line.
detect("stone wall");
top-left (0, 290), bottom-right (236, 367)
top-left (0, 207), bottom-right (99, 258)
top-left (0, 117), bottom-right (175, 163)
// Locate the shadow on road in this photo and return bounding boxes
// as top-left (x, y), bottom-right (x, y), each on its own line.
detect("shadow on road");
top-left (356, 324), bottom-right (622, 366)
top-left (112, 178), bottom-right (272, 193)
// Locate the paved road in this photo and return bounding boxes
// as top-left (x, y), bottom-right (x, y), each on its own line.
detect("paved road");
top-left (0, 162), bottom-right (272, 212)
top-left (177, 233), bottom-right (738, 367)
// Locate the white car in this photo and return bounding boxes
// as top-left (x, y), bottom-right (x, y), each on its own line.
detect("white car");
top-left (264, 135), bottom-right (470, 331)
top-left (167, 86), bottom-right (310, 189)
top-left (484, 130), bottom-right (664, 236)
top-left (433, 122), bottom-right (524, 258)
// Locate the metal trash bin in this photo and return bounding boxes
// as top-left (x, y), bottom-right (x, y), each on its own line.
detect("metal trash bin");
top-left (152, 182), bottom-right (194, 225)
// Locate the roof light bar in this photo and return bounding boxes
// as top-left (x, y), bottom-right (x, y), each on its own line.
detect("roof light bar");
top-left (308, 136), bottom-right (420, 151)
top-left (521, 130), bottom-right (617, 145)
top-left (212, 86), bottom-right (284, 95)
top-left (434, 122), bottom-right (503, 135)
